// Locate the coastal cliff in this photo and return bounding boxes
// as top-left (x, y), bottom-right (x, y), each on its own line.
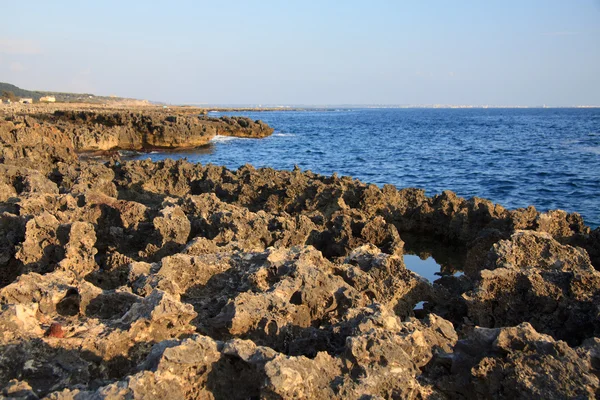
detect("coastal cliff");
top-left (0, 107), bottom-right (599, 399)
top-left (4, 106), bottom-right (274, 153)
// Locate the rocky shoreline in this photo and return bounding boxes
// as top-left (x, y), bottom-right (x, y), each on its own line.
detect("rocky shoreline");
top-left (1, 106), bottom-right (599, 399)
top-left (3, 105), bottom-right (273, 154)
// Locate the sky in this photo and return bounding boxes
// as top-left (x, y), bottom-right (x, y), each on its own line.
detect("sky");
top-left (1, 1), bottom-right (599, 106)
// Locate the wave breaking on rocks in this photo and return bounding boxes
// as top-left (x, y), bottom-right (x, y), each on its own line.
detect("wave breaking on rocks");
top-left (1, 107), bottom-right (599, 399)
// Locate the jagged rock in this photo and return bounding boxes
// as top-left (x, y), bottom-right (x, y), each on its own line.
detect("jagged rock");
top-left (536, 209), bottom-right (589, 241)
top-left (0, 212), bottom-right (26, 286)
top-left (116, 289), bottom-right (197, 341)
top-left (138, 253), bottom-right (230, 297)
top-left (339, 244), bottom-right (429, 317)
top-left (11, 217), bottom-right (97, 280)
top-left (0, 304), bottom-right (44, 342)
top-left (1, 379), bottom-right (38, 400)
top-left (583, 227), bottom-right (600, 272)
top-left (0, 339), bottom-right (102, 397)
top-left (15, 212), bottom-right (64, 275)
top-left (464, 231), bottom-right (600, 344)
top-left (485, 230), bottom-right (594, 273)
top-left (115, 158), bottom-right (202, 200)
top-left (205, 115), bottom-right (274, 139)
top-left (577, 337), bottom-right (600, 374)
top-left (44, 371), bottom-right (185, 400)
top-left (30, 110), bottom-right (273, 152)
top-left (262, 352), bottom-right (343, 398)
top-left (333, 312), bottom-right (456, 399)
top-left (431, 323), bottom-right (600, 399)
top-left (0, 165), bottom-right (58, 202)
top-left (311, 212), bottom-right (404, 258)
top-left (207, 247), bottom-right (367, 352)
top-left (0, 181), bottom-right (16, 203)
top-left (0, 116), bottom-right (77, 174)
top-left (213, 310), bottom-right (457, 399)
top-left (153, 206), bottom-right (191, 246)
top-left (0, 270), bottom-right (102, 319)
top-left (56, 222), bottom-right (98, 277)
top-left (183, 193), bottom-right (320, 253)
top-left (58, 162), bottom-right (117, 197)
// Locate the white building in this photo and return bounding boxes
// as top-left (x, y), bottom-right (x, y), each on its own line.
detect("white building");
top-left (40, 96), bottom-right (56, 103)
top-left (19, 98), bottom-right (33, 104)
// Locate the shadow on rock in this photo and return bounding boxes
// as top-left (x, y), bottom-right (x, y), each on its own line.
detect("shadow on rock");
top-left (205, 354), bottom-right (266, 400)
top-left (0, 339), bottom-right (154, 398)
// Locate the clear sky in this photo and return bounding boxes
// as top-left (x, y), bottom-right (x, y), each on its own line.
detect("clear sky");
top-left (1, 1), bottom-right (599, 106)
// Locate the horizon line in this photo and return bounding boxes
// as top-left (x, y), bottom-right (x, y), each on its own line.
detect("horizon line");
top-left (168, 102), bottom-right (600, 109)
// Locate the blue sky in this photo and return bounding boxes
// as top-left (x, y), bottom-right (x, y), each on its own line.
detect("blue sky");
top-left (1, 1), bottom-right (599, 105)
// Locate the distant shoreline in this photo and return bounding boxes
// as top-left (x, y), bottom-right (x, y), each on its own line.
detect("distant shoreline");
top-left (2, 102), bottom-right (599, 114)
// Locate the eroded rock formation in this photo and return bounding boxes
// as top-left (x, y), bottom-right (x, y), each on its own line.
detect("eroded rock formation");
top-left (0, 106), bottom-right (599, 398)
top-left (2, 108), bottom-right (273, 154)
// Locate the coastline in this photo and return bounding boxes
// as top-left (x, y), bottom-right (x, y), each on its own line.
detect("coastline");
top-left (1, 104), bottom-right (274, 153)
top-left (1, 106), bottom-right (599, 397)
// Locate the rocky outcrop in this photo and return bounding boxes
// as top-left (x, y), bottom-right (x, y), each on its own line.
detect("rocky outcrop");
top-left (0, 107), bottom-right (599, 398)
top-left (0, 116), bottom-right (77, 173)
top-left (427, 323), bottom-right (599, 399)
top-left (463, 231), bottom-right (600, 345)
top-left (2, 108), bottom-right (274, 153)
top-left (45, 110), bottom-right (274, 151)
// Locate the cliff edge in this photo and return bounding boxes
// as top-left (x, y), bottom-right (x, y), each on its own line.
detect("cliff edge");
top-left (3, 106), bottom-right (273, 153)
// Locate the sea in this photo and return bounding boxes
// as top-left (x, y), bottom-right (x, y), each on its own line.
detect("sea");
top-left (134, 108), bottom-right (600, 229)
top-left (129, 108), bottom-right (600, 281)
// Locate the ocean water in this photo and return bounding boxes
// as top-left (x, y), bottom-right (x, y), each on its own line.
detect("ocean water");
top-left (131, 108), bottom-right (600, 229)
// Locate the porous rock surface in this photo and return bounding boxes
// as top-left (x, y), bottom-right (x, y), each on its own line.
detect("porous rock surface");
top-left (4, 108), bottom-right (273, 153)
top-left (0, 107), bottom-right (599, 399)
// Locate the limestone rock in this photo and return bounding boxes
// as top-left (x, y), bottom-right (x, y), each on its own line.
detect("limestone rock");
top-left (431, 323), bottom-right (599, 399)
top-left (464, 231), bottom-right (600, 344)
top-left (153, 206), bottom-right (191, 245)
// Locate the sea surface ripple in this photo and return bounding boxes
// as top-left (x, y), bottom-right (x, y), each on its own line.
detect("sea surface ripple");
top-left (131, 108), bottom-right (600, 228)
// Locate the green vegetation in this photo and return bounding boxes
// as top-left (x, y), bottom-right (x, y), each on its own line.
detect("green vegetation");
top-left (0, 82), bottom-right (129, 103)
top-left (1, 90), bottom-right (19, 102)
top-left (0, 83), bottom-right (39, 100)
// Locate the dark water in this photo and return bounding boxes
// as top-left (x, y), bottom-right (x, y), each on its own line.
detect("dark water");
top-left (133, 108), bottom-right (600, 228)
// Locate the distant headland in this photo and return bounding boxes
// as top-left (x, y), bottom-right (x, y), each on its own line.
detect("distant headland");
top-left (2, 82), bottom-right (598, 109)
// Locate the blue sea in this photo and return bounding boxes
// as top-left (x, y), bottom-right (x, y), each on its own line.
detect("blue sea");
top-left (134, 108), bottom-right (600, 229)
